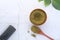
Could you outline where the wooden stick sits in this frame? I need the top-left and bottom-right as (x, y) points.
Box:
(39, 31), (54, 40)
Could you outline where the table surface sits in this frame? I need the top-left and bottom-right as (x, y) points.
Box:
(0, 0), (60, 40)
(0, 0), (19, 40)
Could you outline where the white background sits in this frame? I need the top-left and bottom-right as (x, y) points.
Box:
(20, 0), (60, 40)
(0, 0), (19, 40)
(0, 0), (60, 40)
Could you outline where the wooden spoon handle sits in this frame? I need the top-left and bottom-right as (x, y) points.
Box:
(40, 32), (54, 40)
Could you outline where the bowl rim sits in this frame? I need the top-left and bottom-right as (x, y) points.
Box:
(30, 8), (47, 25)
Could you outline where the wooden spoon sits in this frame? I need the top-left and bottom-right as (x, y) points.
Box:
(31, 26), (54, 40)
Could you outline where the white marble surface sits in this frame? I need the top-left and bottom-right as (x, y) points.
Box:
(0, 0), (19, 40)
(0, 0), (60, 40)
(19, 0), (60, 40)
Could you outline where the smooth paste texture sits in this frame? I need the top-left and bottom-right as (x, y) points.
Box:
(30, 9), (47, 25)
